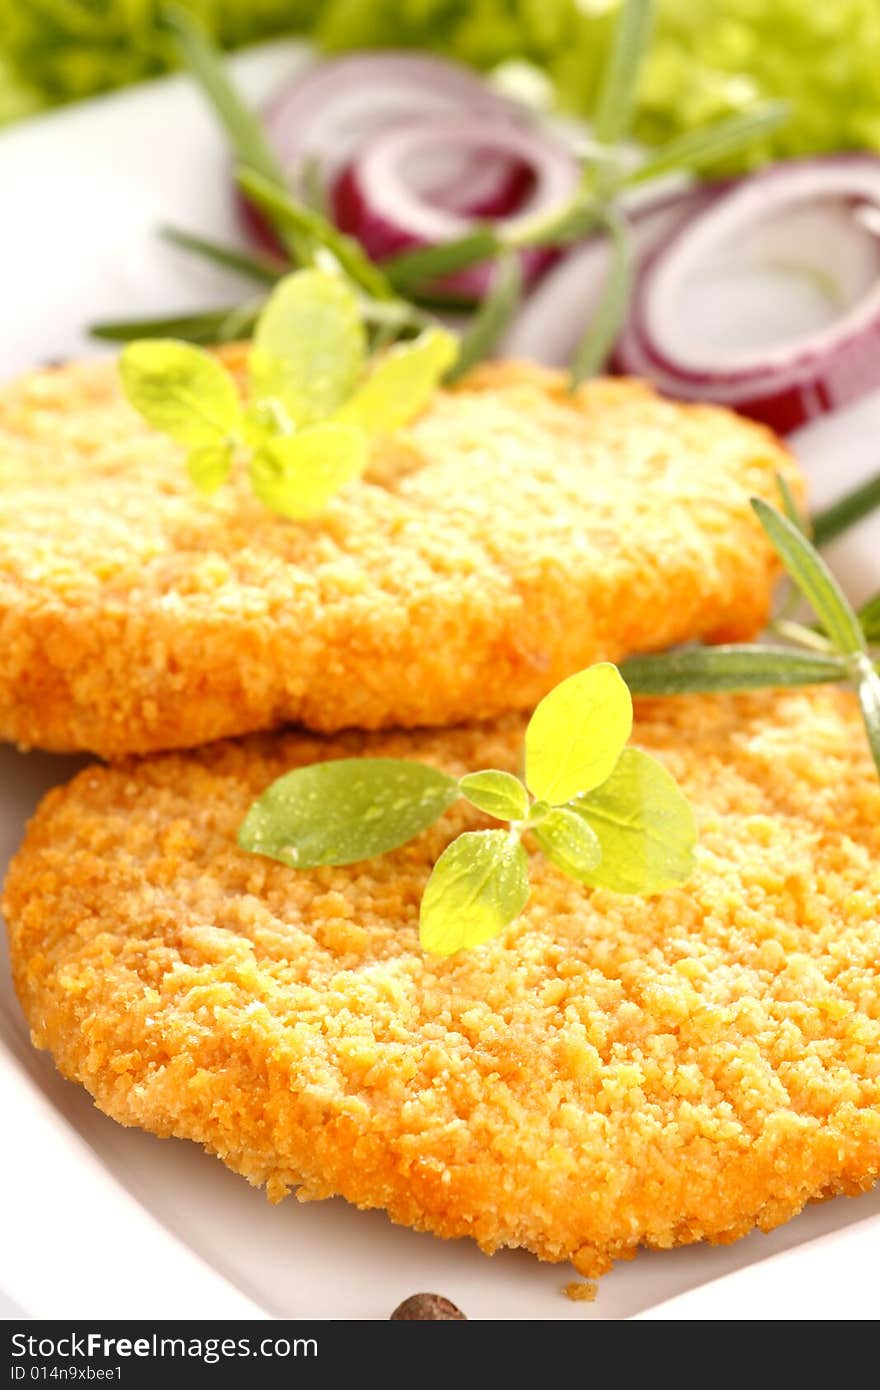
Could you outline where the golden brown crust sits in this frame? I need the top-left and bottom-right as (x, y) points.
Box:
(6, 688), (880, 1274)
(0, 353), (799, 755)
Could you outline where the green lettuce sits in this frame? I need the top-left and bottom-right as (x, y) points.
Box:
(2, 0), (879, 170)
(0, 1), (313, 108)
(318, 0), (880, 165)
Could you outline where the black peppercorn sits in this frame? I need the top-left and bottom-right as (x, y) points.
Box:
(390, 1293), (467, 1320)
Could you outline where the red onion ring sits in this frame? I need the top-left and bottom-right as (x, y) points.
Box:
(261, 52), (523, 192)
(503, 186), (720, 366)
(332, 153), (534, 232)
(613, 155), (880, 432)
(335, 117), (579, 296)
(239, 52), (535, 251)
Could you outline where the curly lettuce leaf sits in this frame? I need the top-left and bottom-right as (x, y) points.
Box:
(3, 0), (880, 174)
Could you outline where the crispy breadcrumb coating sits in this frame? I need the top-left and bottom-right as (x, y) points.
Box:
(0, 354), (799, 756)
(5, 688), (879, 1275)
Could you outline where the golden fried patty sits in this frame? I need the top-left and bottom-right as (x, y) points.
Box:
(6, 688), (879, 1276)
(0, 354), (798, 756)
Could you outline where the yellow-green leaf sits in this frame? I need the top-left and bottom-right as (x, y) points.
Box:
(532, 806), (602, 880)
(337, 329), (458, 435)
(525, 662), (633, 805)
(238, 757), (459, 868)
(420, 829), (529, 957)
(241, 397), (293, 448)
(570, 747), (696, 894)
(248, 422), (368, 519)
(120, 339), (241, 445)
(249, 269), (366, 425)
(187, 440), (234, 494)
(458, 769), (529, 822)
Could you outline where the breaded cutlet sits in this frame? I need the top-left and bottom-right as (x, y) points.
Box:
(5, 687), (879, 1277)
(0, 355), (800, 756)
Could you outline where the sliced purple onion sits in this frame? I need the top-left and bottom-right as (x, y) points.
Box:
(503, 186), (718, 366)
(332, 150), (533, 234)
(335, 117), (579, 296)
(260, 52), (523, 194)
(614, 155), (880, 432)
(240, 51), (534, 251)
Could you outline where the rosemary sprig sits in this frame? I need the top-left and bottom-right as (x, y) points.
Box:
(90, 302), (263, 344)
(625, 102), (789, 186)
(160, 5), (310, 267)
(752, 498), (867, 656)
(160, 226), (284, 285)
(592, 0), (654, 150)
(623, 496), (880, 778)
(446, 254), (523, 384)
(382, 230), (501, 292)
(775, 470), (807, 533)
(91, 290), (433, 348)
(161, 6), (280, 186)
(569, 207), (635, 385)
(812, 470), (880, 548)
(858, 591), (880, 644)
(235, 166), (397, 303)
(619, 644), (849, 694)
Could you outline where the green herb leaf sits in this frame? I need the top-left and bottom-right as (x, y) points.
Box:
(751, 497), (866, 655)
(459, 770), (529, 822)
(119, 339), (242, 446)
(525, 662), (633, 805)
(858, 591), (880, 644)
(237, 166), (394, 302)
(238, 757), (459, 869)
(92, 304), (263, 346)
(854, 657), (880, 777)
(569, 207), (636, 384)
(445, 255), (522, 385)
(532, 807), (602, 880)
(627, 102), (789, 185)
(619, 643), (848, 694)
(383, 229), (500, 292)
(161, 225), (283, 286)
(420, 829), (529, 957)
(812, 470), (880, 548)
(593, 0), (654, 146)
(248, 422), (368, 519)
(241, 398), (286, 448)
(250, 270), (367, 425)
(337, 329), (458, 433)
(187, 441), (233, 494)
(570, 747), (696, 894)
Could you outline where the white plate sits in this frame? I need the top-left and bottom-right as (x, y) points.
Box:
(1, 41), (879, 1321)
